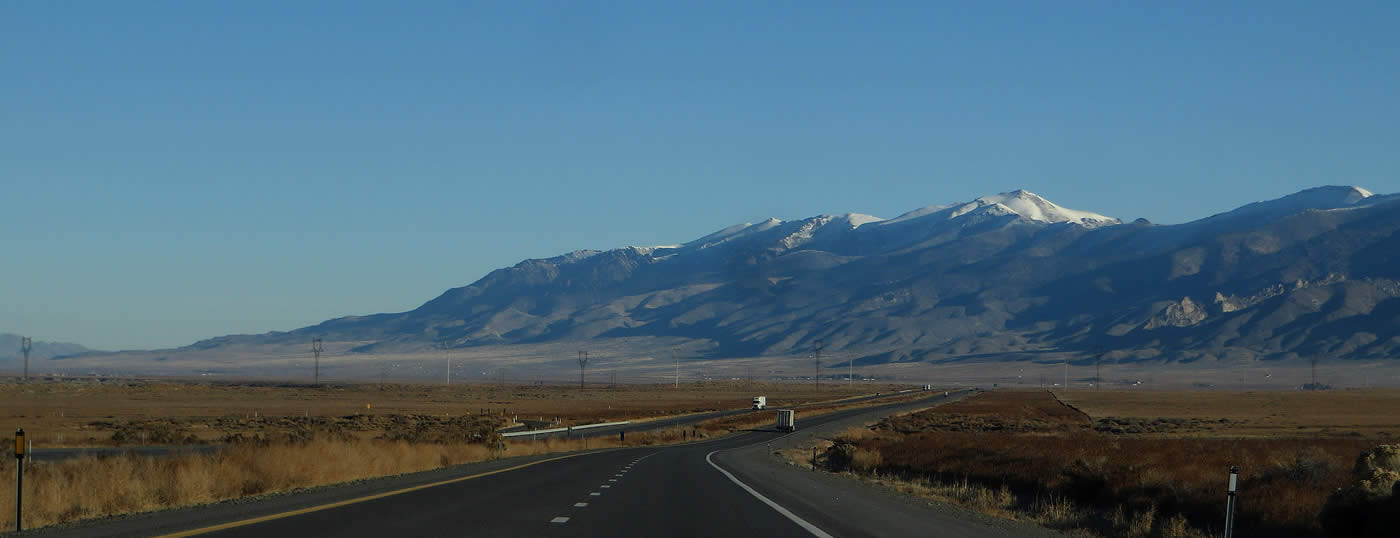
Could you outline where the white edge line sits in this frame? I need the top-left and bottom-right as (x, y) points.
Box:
(698, 391), (968, 538)
(705, 450), (834, 538)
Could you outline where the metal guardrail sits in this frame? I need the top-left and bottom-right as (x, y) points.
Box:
(500, 420), (632, 438)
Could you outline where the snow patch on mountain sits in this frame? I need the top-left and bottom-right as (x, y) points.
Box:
(881, 204), (953, 225)
(967, 190), (1121, 227)
(842, 213), (885, 228)
(688, 218), (783, 249)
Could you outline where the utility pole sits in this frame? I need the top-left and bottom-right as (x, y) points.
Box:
(673, 349), (679, 388)
(1063, 359), (1068, 390)
(20, 337), (32, 383)
(848, 353), (853, 387)
(577, 350), (589, 390)
(1310, 355), (1319, 390)
(442, 342), (451, 386)
(812, 340), (824, 390)
(311, 338), (323, 385)
(1095, 349), (1102, 391)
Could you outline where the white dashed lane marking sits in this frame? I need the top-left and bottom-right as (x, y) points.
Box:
(556, 451), (657, 523)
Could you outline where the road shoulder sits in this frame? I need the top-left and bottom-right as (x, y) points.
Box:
(712, 393), (1064, 538)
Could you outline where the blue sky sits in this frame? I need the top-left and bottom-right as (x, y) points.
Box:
(3, 1), (1397, 350)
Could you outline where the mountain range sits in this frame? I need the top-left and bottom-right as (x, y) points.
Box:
(183, 186), (1400, 368)
(0, 334), (91, 364)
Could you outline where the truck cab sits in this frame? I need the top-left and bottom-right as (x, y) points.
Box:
(752, 396), (767, 410)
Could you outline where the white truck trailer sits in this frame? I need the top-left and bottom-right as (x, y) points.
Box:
(775, 409), (795, 432)
(752, 396), (767, 410)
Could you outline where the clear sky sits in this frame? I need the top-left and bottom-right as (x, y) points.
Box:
(3, 1), (1398, 350)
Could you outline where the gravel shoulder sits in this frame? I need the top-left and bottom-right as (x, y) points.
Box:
(712, 390), (1065, 538)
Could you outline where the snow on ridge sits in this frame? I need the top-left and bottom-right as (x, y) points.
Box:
(1344, 186), (1373, 204)
(877, 190), (1118, 228)
(969, 190), (1120, 226)
(842, 213), (885, 228)
(880, 204), (953, 225)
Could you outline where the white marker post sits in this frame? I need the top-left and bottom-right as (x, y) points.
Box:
(1224, 465), (1238, 538)
(14, 428), (24, 533)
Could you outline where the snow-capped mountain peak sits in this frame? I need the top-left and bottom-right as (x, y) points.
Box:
(1344, 186), (1373, 203)
(951, 189), (1120, 227)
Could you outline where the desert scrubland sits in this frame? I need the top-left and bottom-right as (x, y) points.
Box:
(805, 389), (1400, 537)
(0, 378), (910, 529)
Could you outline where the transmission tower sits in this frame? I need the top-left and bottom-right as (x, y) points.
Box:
(1095, 348), (1103, 391)
(1310, 355), (1319, 390)
(847, 353), (854, 387)
(442, 341), (452, 386)
(577, 350), (589, 390)
(311, 338), (323, 385)
(812, 339), (824, 390)
(673, 349), (680, 388)
(20, 336), (32, 382)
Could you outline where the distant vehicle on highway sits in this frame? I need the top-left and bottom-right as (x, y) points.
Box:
(921, 384), (932, 391)
(776, 409), (796, 432)
(752, 395), (767, 410)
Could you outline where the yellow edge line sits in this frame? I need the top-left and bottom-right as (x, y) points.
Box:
(158, 450), (608, 537)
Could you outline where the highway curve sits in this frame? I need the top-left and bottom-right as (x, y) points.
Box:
(36, 390), (1061, 538)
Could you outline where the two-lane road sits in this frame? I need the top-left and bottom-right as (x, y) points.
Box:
(44, 389), (1059, 537)
(196, 431), (812, 537)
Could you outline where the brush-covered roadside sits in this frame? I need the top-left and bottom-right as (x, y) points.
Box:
(0, 388), (940, 530)
(796, 390), (1400, 537)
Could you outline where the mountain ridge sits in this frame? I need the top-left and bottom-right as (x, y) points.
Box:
(170, 185), (1400, 369)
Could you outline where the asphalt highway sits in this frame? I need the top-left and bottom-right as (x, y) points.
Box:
(517, 388), (934, 441)
(36, 389), (1061, 538)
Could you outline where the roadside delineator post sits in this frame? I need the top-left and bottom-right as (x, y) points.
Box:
(1224, 465), (1239, 538)
(14, 428), (25, 533)
(811, 447), (817, 471)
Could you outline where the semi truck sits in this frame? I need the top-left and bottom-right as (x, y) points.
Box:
(752, 396), (767, 410)
(776, 409), (795, 432)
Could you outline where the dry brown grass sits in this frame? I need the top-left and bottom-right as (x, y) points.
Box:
(0, 430), (714, 530)
(1056, 389), (1400, 439)
(0, 383), (938, 530)
(810, 390), (1397, 537)
(0, 379), (902, 447)
(0, 438), (499, 529)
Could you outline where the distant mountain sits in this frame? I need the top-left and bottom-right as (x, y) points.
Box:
(0, 334), (92, 366)
(192, 187), (1400, 366)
